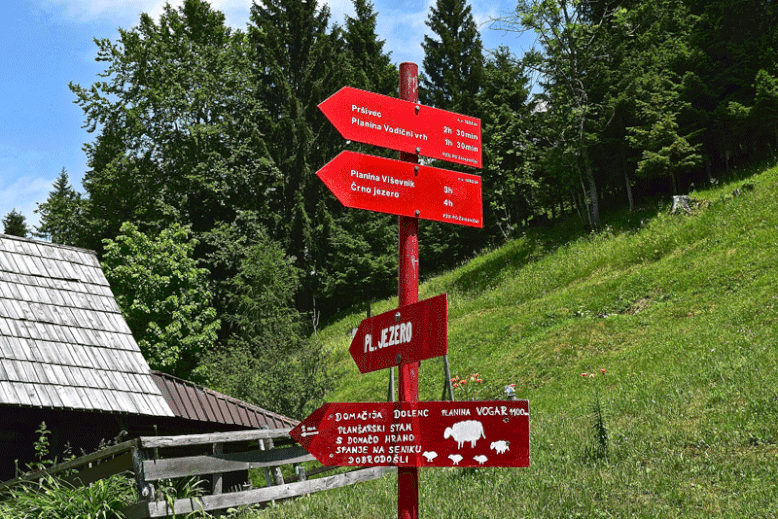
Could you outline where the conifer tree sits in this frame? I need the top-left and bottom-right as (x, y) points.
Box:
(343, 0), (397, 95)
(2, 209), (29, 238)
(34, 168), (85, 246)
(418, 0), (485, 273)
(421, 0), (484, 114)
(248, 0), (348, 312)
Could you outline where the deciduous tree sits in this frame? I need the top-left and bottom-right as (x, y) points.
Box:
(70, 0), (276, 251)
(102, 222), (219, 379)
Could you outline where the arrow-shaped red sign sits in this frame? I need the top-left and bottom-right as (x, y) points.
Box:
(319, 86), (482, 168)
(349, 294), (448, 373)
(317, 151), (483, 228)
(290, 401), (530, 468)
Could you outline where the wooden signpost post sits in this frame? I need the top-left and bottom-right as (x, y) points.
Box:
(303, 62), (529, 519)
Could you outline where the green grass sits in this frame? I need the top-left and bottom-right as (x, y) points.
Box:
(252, 165), (778, 518)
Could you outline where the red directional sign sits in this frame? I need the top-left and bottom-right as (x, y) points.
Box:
(317, 151), (483, 228)
(349, 294), (448, 373)
(319, 86), (482, 168)
(290, 401), (530, 468)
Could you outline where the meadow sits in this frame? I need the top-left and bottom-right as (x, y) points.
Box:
(251, 164), (778, 518)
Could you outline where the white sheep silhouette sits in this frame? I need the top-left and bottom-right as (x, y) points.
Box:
(422, 451), (438, 463)
(473, 455), (488, 465)
(490, 440), (510, 455)
(448, 454), (463, 465)
(443, 420), (486, 449)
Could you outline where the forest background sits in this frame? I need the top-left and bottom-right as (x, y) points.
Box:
(3, 0), (777, 420)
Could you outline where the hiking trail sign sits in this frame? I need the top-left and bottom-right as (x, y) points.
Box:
(312, 64), (514, 519)
(290, 401), (530, 468)
(349, 294), (448, 374)
(319, 86), (482, 168)
(316, 151), (483, 228)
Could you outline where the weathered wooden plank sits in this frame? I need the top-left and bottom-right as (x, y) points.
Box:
(212, 443), (223, 495)
(66, 452), (134, 487)
(285, 464), (339, 483)
(139, 428), (294, 449)
(21, 382), (42, 407)
(0, 439), (139, 491)
(142, 446), (315, 481)
(122, 467), (393, 519)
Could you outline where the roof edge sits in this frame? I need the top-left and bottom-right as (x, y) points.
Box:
(0, 233), (98, 257)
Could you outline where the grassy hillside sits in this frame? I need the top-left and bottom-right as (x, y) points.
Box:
(254, 164), (778, 518)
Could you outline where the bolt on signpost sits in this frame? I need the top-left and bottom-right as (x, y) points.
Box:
(297, 62), (530, 519)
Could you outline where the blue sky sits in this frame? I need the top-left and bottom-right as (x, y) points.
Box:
(1, 0), (535, 230)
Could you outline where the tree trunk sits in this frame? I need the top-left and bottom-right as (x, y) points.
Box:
(624, 170), (634, 212)
(583, 147), (600, 228)
(578, 172), (593, 229)
(571, 188), (584, 224)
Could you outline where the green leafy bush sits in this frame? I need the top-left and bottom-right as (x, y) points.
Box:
(0, 474), (135, 519)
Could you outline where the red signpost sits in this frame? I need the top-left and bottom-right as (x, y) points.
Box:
(317, 151), (483, 228)
(309, 63), (525, 519)
(319, 86), (483, 168)
(290, 401), (530, 468)
(396, 63), (421, 519)
(349, 294), (448, 374)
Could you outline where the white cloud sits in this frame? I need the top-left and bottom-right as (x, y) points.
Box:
(0, 143), (62, 231)
(38, 0), (362, 30)
(0, 175), (55, 231)
(38, 0), (254, 28)
(374, 0), (434, 67)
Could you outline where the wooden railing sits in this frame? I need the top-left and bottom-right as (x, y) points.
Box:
(0, 428), (392, 518)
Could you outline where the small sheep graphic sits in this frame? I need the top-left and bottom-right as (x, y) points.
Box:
(448, 454), (463, 465)
(422, 451), (438, 463)
(490, 440), (510, 455)
(473, 455), (488, 465)
(443, 420), (486, 449)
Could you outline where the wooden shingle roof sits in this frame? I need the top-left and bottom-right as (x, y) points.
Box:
(0, 234), (174, 417)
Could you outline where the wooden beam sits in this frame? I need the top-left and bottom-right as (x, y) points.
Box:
(211, 443), (223, 495)
(121, 467), (393, 519)
(0, 438), (138, 490)
(138, 428), (293, 449)
(65, 452), (133, 487)
(142, 446), (315, 481)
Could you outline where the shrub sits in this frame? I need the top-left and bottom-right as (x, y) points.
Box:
(0, 473), (135, 519)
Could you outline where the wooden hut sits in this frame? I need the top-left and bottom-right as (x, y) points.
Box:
(0, 234), (295, 481)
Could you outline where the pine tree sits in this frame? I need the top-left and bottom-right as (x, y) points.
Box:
(248, 0), (349, 312)
(34, 168), (85, 245)
(343, 0), (397, 95)
(418, 0), (485, 273)
(421, 0), (484, 114)
(2, 209), (29, 238)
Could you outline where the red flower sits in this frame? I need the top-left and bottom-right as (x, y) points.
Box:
(581, 373), (588, 377)
(601, 368), (606, 374)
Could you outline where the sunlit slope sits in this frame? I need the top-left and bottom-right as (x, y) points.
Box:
(263, 164), (778, 518)
(320, 166), (777, 409)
